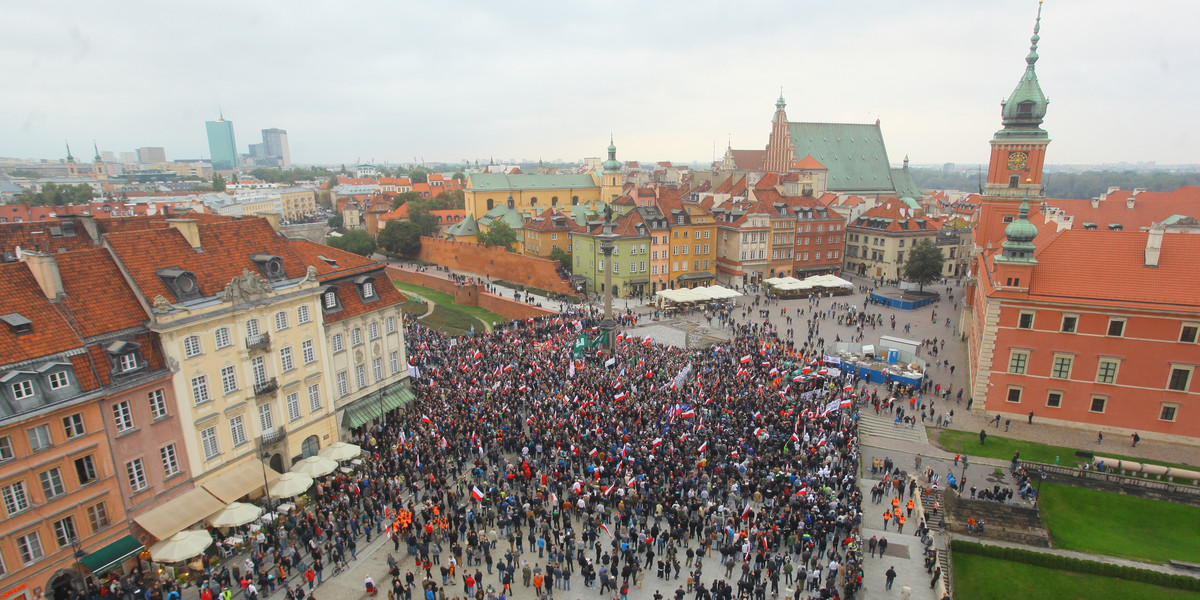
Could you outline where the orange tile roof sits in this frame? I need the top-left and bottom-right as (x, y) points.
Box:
(729, 150), (766, 171)
(288, 239), (380, 280)
(55, 249), (148, 339)
(1045, 187), (1200, 231)
(792, 155), (827, 170)
(850, 198), (940, 232)
(754, 173), (781, 190)
(0, 221), (97, 256)
(0, 262), (85, 366)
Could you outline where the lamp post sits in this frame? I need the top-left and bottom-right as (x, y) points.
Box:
(260, 446), (274, 511)
(68, 536), (88, 593)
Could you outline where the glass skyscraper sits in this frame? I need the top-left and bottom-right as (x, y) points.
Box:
(205, 118), (238, 171)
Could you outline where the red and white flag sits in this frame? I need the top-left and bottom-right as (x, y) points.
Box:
(741, 504), (752, 520)
(679, 408), (695, 418)
(526, 415), (535, 425)
(614, 391), (628, 401)
(589, 448), (598, 457)
(642, 336), (653, 347)
(697, 441), (708, 453)
(754, 427), (763, 437)
(471, 486), (484, 501)
(652, 437), (663, 448)
(472, 350), (482, 361)
(739, 355), (752, 364)
(626, 477), (637, 488)
(421, 415), (433, 424)
(600, 523), (611, 537)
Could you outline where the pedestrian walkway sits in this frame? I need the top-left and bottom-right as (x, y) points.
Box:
(953, 536), (1200, 580)
(858, 408), (929, 446)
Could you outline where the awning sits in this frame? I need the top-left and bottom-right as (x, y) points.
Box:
(80, 535), (143, 576)
(134, 487), (225, 541)
(202, 459), (284, 504)
(341, 386), (416, 429)
(677, 271), (715, 281)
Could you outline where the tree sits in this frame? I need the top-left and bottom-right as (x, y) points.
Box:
(409, 167), (431, 184)
(408, 201), (440, 236)
(478, 221), (518, 252)
(325, 230), (376, 257)
(378, 221), (423, 257)
(435, 189), (465, 209)
(391, 191), (423, 210)
(452, 172), (466, 181)
(6, 169), (41, 178)
(15, 183), (95, 206)
(327, 214), (344, 229)
(549, 246), (572, 273)
(902, 238), (945, 291)
(212, 173), (226, 191)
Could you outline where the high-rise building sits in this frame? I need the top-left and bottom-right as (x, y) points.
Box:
(261, 128), (291, 167)
(137, 147), (166, 164)
(205, 116), (238, 171)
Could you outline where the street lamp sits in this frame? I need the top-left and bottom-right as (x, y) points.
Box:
(68, 536), (88, 592)
(260, 447), (274, 511)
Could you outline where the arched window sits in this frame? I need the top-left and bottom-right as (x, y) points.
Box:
(530, 197), (538, 206)
(301, 435), (320, 458)
(551, 196), (558, 206)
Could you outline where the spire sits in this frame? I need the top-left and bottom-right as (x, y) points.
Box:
(776, 89), (786, 110)
(1027, 0), (1043, 69)
(65, 140), (74, 161)
(998, 0), (1050, 137)
(93, 141), (102, 162)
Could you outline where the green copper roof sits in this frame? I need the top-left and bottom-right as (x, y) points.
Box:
(478, 204), (527, 230)
(998, 192), (1038, 263)
(788, 122), (895, 194)
(443, 213), (478, 237)
(602, 137), (621, 173)
(469, 173), (598, 192)
(996, 1), (1049, 140)
(891, 164), (923, 201)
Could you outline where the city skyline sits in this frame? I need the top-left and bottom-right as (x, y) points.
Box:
(2, 1), (1195, 167)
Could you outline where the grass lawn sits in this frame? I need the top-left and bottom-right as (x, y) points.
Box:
(1038, 482), (1200, 564)
(932, 429), (1198, 476)
(420, 305), (486, 337)
(952, 553), (1198, 600)
(400, 297), (428, 315)
(393, 281), (507, 327)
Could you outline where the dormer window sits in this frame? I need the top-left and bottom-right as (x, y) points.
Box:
(250, 254), (286, 281)
(156, 267), (202, 301)
(321, 286), (343, 313)
(105, 340), (145, 376)
(0, 314), (32, 335)
(355, 276), (379, 303)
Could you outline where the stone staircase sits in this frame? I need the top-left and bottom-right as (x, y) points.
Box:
(857, 408), (929, 446)
(921, 487), (953, 594)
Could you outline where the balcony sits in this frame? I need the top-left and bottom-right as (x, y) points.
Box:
(253, 377), (278, 397)
(260, 428), (287, 447)
(246, 333), (271, 352)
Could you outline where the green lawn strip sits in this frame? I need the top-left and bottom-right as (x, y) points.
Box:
(932, 429), (1198, 477)
(420, 305), (485, 337)
(393, 281), (508, 326)
(952, 553), (1197, 600)
(1038, 483), (1200, 564)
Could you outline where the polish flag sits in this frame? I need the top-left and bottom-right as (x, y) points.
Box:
(526, 415), (535, 425)
(840, 399), (853, 408)
(761, 361), (770, 368)
(421, 415), (433, 424)
(504, 364), (514, 372)
(679, 408), (695, 418)
(550, 492), (557, 503)
(589, 448), (598, 457)
(754, 427), (763, 437)
(652, 438), (663, 448)
(741, 504), (752, 520)
(740, 355), (752, 364)
(471, 486), (485, 501)
(519, 384), (528, 392)
(616, 333), (625, 342)
(603, 484), (615, 496)
(697, 441), (708, 453)
(843, 385), (853, 393)
(752, 411), (761, 420)
(472, 350), (482, 361)
(600, 523), (611, 537)
(768, 367), (778, 377)
(791, 432), (801, 443)
(572, 481), (583, 493)
(614, 391), (628, 401)
(642, 336), (653, 347)
(626, 477), (637, 488)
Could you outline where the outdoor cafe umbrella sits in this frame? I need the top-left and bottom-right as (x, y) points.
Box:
(290, 455), (338, 478)
(267, 472), (313, 499)
(317, 442), (362, 462)
(204, 502), (262, 528)
(148, 529), (213, 563)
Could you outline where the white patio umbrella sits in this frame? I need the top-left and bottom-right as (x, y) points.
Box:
(290, 455), (338, 478)
(268, 472), (314, 498)
(148, 529), (213, 563)
(317, 442), (362, 462)
(204, 502), (263, 528)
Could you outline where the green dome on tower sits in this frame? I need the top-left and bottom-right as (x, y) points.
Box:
(602, 136), (621, 172)
(997, 1), (1050, 139)
(998, 190), (1039, 263)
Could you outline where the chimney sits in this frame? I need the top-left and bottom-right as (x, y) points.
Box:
(21, 250), (65, 299)
(256, 211), (282, 231)
(1127, 196), (1135, 210)
(1090, 197), (1100, 209)
(168, 219), (202, 249)
(1145, 225), (1164, 267)
(67, 213), (100, 242)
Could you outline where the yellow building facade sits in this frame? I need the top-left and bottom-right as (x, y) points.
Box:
(279, 188), (318, 222)
(667, 205), (718, 288)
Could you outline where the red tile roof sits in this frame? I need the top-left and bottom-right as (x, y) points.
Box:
(55, 249), (148, 339)
(288, 239), (381, 280)
(0, 262), (84, 366)
(729, 150), (766, 171)
(850, 198), (940, 232)
(1044, 187), (1200, 231)
(792, 155), (827, 171)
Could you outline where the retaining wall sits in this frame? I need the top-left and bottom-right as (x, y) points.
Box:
(387, 268), (556, 321)
(416, 237), (573, 295)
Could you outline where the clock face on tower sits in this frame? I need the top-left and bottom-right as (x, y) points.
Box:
(1007, 151), (1029, 171)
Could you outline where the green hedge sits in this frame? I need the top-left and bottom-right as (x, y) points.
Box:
(951, 540), (1200, 591)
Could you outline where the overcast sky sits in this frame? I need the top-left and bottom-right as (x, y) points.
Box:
(2, 0), (1194, 167)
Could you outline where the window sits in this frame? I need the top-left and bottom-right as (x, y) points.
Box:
(1168, 366), (1192, 391)
(54, 516), (78, 548)
(0, 436), (12, 461)
(1006, 387), (1022, 403)
(1182, 324), (1199, 344)
(286, 392), (302, 422)
(386, 316), (396, 334)
(1008, 351), (1028, 374)
(373, 357), (383, 382)
(112, 401), (135, 432)
(118, 353), (139, 372)
(183, 335), (202, 358)
(148, 389), (168, 419)
(307, 384), (322, 412)
(126, 458), (148, 492)
(251, 356), (267, 387)
(63, 413), (86, 439)
(297, 305), (311, 324)
(299, 340), (316, 365)
(87, 502), (109, 531)
(191, 375), (211, 405)
(40, 468), (65, 499)
(1017, 312), (1034, 329)
(48, 371), (70, 390)
(75, 455), (97, 484)
(1060, 315), (1078, 333)
(28, 424), (51, 452)
(1107, 318), (1125, 337)
(332, 333), (344, 352)
(390, 351), (400, 375)
(323, 291), (338, 310)
(1096, 360), (1119, 384)
(11, 380), (34, 401)
(3, 482), (30, 515)
(230, 415), (247, 447)
(200, 426), (219, 459)
(336, 371), (349, 397)
(1051, 356), (1073, 379)
(220, 366), (238, 395)
(246, 318), (260, 338)
(280, 346), (295, 372)
(215, 327), (231, 349)
(362, 281), (376, 298)
(1046, 391), (1063, 408)
(1089, 396), (1107, 413)
(1160, 403), (1179, 422)
(275, 311), (289, 332)
(258, 402), (274, 432)
(160, 444), (180, 477)
(351, 328), (362, 346)
(355, 364), (367, 389)
(369, 321), (380, 340)
(16, 531), (43, 564)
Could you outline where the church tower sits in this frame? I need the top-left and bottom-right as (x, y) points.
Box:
(600, 137), (623, 202)
(92, 141), (107, 178)
(976, 0), (1051, 249)
(763, 93), (795, 173)
(65, 141), (78, 177)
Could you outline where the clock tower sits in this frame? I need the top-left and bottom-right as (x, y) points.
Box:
(977, 0), (1051, 249)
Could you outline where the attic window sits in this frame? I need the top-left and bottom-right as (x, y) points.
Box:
(0, 314), (32, 335)
(156, 267), (201, 301)
(250, 253), (286, 281)
(355, 276), (379, 303)
(320, 286), (343, 313)
(316, 255), (338, 267)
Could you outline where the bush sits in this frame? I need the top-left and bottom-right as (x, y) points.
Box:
(950, 540), (1200, 591)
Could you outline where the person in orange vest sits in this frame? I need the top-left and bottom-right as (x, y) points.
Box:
(891, 497), (900, 510)
(906, 499), (915, 516)
(883, 509), (891, 530)
(898, 514), (907, 534)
